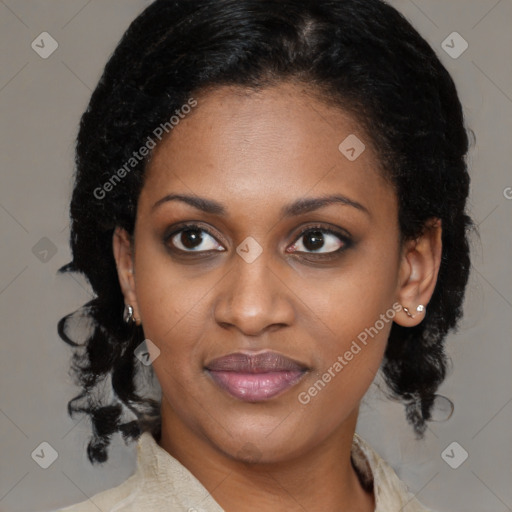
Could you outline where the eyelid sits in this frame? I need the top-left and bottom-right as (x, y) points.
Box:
(292, 223), (352, 242)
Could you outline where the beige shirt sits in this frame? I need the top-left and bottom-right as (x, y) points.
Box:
(57, 432), (435, 512)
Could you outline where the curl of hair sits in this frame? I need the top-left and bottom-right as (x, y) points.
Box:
(58, 0), (474, 463)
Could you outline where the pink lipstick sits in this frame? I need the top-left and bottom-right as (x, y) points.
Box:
(205, 351), (307, 402)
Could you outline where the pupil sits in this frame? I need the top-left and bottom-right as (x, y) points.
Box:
(304, 230), (324, 251)
(181, 228), (203, 249)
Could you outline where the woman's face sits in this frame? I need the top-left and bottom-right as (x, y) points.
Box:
(114, 82), (431, 463)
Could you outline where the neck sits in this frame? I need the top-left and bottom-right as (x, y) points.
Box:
(158, 399), (375, 512)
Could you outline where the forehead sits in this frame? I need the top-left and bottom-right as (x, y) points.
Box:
(140, 82), (394, 220)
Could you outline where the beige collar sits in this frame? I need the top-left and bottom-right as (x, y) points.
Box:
(129, 431), (432, 512)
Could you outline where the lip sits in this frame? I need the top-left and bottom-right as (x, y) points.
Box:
(205, 351), (309, 402)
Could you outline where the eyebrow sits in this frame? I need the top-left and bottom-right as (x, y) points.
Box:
(151, 193), (370, 217)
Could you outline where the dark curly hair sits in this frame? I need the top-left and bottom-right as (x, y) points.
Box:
(58, 0), (474, 463)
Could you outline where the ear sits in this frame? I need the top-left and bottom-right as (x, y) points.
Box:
(112, 226), (141, 325)
(395, 218), (442, 327)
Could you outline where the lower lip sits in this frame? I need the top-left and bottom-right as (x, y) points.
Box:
(207, 370), (305, 402)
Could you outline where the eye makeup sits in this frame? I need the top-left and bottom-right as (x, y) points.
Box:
(162, 221), (355, 263)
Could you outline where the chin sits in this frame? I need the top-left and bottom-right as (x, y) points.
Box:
(203, 412), (315, 465)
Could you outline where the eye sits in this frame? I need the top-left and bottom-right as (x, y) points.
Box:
(164, 223), (351, 257)
(165, 224), (225, 253)
(287, 226), (350, 255)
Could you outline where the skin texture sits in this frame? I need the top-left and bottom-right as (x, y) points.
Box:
(113, 82), (442, 512)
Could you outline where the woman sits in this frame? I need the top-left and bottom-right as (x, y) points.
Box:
(56, 0), (473, 510)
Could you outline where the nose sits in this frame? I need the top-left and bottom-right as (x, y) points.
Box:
(213, 248), (295, 337)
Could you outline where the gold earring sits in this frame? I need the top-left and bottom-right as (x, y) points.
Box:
(403, 306), (415, 318)
(402, 304), (425, 319)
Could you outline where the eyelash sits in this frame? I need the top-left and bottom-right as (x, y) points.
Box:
(163, 222), (353, 260)
(289, 224), (353, 259)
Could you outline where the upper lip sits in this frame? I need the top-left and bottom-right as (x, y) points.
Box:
(205, 351), (308, 373)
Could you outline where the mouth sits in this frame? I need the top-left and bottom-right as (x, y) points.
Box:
(205, 351), (309, 402)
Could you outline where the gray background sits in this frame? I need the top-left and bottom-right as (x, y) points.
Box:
(0, 1), (511, 511)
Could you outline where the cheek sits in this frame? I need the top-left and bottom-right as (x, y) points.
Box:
(295, 309), (393, 437)
(132, 242), (213, 364)
(292, 239), (399, 403)
(300, 239), (400, 345)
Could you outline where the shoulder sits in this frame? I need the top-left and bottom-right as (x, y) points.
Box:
(352, 433), (438, 512)
(54, 471), (142, 512)
(54, 432), (224, 512)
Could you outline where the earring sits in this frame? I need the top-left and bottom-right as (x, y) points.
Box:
(403, 306), (414, 318)
(123, 304), (136, 324)
(402, 304), (425, 319)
